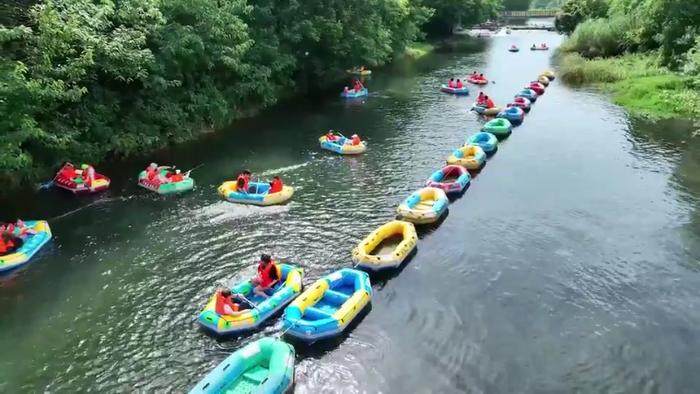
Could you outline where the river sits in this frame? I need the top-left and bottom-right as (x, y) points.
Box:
(2, 30), (700, 393)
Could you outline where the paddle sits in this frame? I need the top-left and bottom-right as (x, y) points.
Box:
(37, 180), (55, 190)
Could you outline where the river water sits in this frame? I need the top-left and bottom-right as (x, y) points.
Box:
(2, 30), (700, 393)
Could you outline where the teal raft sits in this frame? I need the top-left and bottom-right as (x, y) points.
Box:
(481, 118), (512, 139)
(0, 220), (52, 273)
(188, 337), (295, 394)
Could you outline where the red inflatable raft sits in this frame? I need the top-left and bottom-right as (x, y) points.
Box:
(54, 164), (110, 194)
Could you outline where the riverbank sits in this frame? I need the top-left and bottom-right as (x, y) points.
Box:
(557, 52), (700, 120)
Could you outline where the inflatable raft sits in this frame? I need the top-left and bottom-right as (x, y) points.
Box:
(283, 268), (371, 342)
(508, 96), (531, 113)
(471, 103), (487, 114)
(319, 135), (367, 155)
(537, 75), (550, 86)
(447, 145), (487, 170)
(440, 85), (469, 95)
(347, 69), (372, 76)
(198, 264), (304, 335)
(0, 220), (52, 273)
(341, 88), (368, 99)
(396, 187), (449, 224)
(138, 169), (194, 195)
(508, 47), (520, 52)
(468, 77), (488, 85)
(541, 70), (555, 80)
(516, 88), (538, 102)
(466, 132), (498, 154)
(352, 220), (417, 271)
(497, 106), (525, 125)
(482, 118), (513, 138)
(188, 337), (294, 394)
(528, 82), (545, 95)
(425, 165), (471, 195)
(54, 170), (110, 194)
(531, 46), (549, 51)
(218, 181), (294, 206)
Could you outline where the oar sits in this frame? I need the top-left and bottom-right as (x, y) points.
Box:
(37, 180), (55, 190)
(184, 163), (203, 177)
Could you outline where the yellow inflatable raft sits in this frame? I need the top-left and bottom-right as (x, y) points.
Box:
(537, 75), (550, 86)
(218, 181), (294, 206)
(542, 70), (555, 80)
(396, 187), (449, 224)
(352, 220), (417, 271)
(483, 107), (501, 116)
(446, 145), (487, 170)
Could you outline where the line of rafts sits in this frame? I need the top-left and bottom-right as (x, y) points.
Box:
(189, 69), (555, 394)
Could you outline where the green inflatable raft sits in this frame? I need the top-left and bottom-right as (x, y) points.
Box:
(189, 337), (295, 394)
(481, 118), (512, 139)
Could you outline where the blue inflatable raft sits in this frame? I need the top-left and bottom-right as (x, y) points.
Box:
(0, 220), (52, 273)
(497, 106), (525, 125)
(341, 88), (368, 99)
(466, 132), (498, 154)
(515, 88), (537, 102)
(282, 268), (371, 343)
(440, 85), (469, 96)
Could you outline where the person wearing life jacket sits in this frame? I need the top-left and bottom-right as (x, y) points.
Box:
(59, 162), (76, 180)
(448, 78), (455, 88)
(484, 96), (495, 109)
(355, 80), (364, 93)
(214, 289), (252, 315)
(252, 254), (279, 298)
(325, 131), (338, 142)
(80, 164), (95, 186)
(476, 92), (486, 105)
(478, 73), (486, 81)
(350, 134), (361, 145)
(456, 79), (464, 89)
(269, 176), (283, 193)
(170, 169), (184, 182)
(236, 170), (251, 192)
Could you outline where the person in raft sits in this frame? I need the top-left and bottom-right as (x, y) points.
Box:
(0, 232), (21, 256)
(325, 131), (339, 142)
(478, 73), (486, 81)
(236, 170), (252, 192)
(470, 71), (477, 78)
(269, 176), (284, 194)
(484, 95), (496, 109)
(455, 79), (464, 89)
(353, 79), (364, 92)
(215, 289), (253, 315)
(344, 134), (361, 145)
(476, 92), (486, 106)
(448, 78), (455, 88)
(0, 219), (35, 237)
(58, 162), (77, 180)
(79, 163), (96, 186)
(167, 169), (184, 183)
(252, 254), (279, 298)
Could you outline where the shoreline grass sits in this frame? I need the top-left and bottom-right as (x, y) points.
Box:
(557, 52), (700, 120)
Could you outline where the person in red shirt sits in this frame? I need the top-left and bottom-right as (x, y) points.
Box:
(252, 254), (279, 298)
(353, 79), (363, 92)
(476, 92), (486, 105)
(59, 163), (76, 180)
(146, 163), (158, 180)
(456, 79), (464, 89)
(236, 170), (251, 192)
(484, 96), (495, 109)
(214, 289), (253, 315)
(269, 176), (283, 193)
(448, 78), (455, 88)
(0, 234), (17, 255)
(325, 131), (338, 142)
(350, 134), (361, 145)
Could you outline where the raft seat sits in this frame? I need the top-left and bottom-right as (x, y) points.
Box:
(305, 306), (334, 320)
(416, 201), (435, 209)
(323, 289), (350, 306)
(242, 365), (269, 384)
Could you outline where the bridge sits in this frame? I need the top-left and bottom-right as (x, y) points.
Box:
(502, 9), (559, 18)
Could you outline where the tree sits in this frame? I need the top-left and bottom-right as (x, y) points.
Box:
(555, 0), (608, 34)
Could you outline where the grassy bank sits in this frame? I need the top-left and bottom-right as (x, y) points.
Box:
(557, 52), (700, 119)
(404, 42), (435, 59)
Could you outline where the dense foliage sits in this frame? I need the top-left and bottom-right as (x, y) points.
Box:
(554, 0), (608, 34)
(559, 0), (700, 71)
(3, 0), (476, 184)
(502, 0), (532, 11)
(422, 0), (501, 36)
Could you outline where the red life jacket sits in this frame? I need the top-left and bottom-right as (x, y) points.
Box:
(269, 179), (283, 193)
(257, 262), (277, 288)
(214, 292), (239, 315)
(237, 175), (249, 191)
